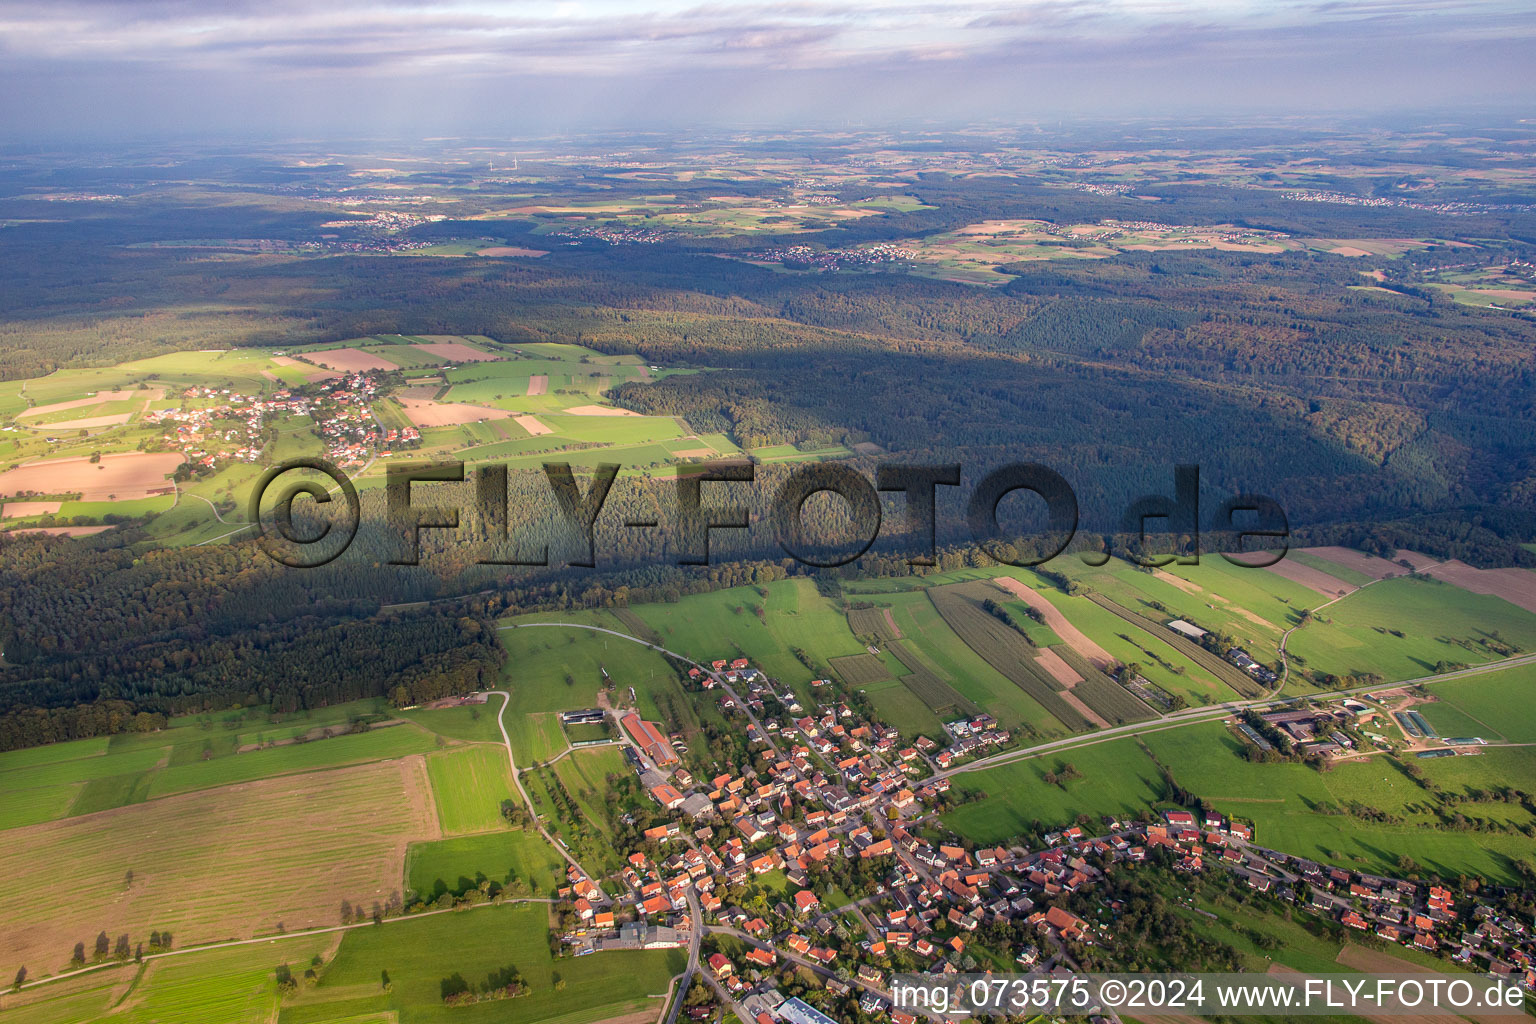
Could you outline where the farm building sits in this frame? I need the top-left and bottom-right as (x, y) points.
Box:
(622, 712), (680, 766)
(1167, 619), (1208, 640)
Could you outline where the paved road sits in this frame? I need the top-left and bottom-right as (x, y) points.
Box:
(487, 689), (607, 897)
(501, 617), (1536, 785)
(660, 888), (705, 1024)
(930, 650), (1536, 781)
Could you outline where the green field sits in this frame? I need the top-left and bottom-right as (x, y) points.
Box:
(406, 830), (567, 900)
(145, 725), (440, 800)
(0, 932), (339, 1024)
(626, 577), (868, 700)
(880, 587), (1065, 738)
(282, 902), (683, 1024)
(1420, 662), (1536, 741)
(424, 745), (515, 834)
(396, 703), (504, 743)
(1285, 575), (1536, 682)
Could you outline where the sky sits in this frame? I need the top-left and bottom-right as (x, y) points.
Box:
(0, 0), (1532, 139)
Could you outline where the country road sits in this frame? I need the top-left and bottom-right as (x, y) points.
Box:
(501, 620), (1536, 785)
(487, 689), (607, 897)
(7, 896), (556, 996)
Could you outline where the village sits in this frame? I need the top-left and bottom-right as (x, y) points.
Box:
(145, 371), (419, 473)
(510, 651), (1536, 1024)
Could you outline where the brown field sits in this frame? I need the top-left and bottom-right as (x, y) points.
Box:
(396, 398), (511, 428)
(16, 389), (155, 420)
(0, 757), (438, 975)
(303, 348), (398, 372)
(0, 452), (183, 501)
(31, 413), (133, 430)
(1328, 245), (1374, 257)
(1033, 647), (1083, 687)
(1060, 690), (1109, 728)
(526, 374), (549, 396)
(993, 576), (1115, 670)
(1393, 549), (1443, 571)
(410, 341), (501, 363)
(565, 404), (639, 417)
(474, 246), (549, 258)
(1421, 559), (1536, 615)
(1334, 946), (1506, 1024)
(1264, 558), (1357, 600)
(2, 500), (61, 518)
(1152, 568), (1201, 594)
(514, 414), (552, 436)
(671, 448), (716, 459)
(1298, 546), (1407, 580)
(1266, 962), (1462, 1024)
(7, 525), (114, 537)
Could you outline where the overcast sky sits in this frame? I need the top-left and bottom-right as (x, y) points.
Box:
(1, 0), (1532, 139)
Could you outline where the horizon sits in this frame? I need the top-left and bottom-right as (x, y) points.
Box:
(1, 0), (1533, 140)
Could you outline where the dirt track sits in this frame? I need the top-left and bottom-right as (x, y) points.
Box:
(992, 576), (1115, 670)
(1265, 558), (1357, 599)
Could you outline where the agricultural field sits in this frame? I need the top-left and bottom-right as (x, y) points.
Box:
(281, 901), (683, 1024)
(0, 932), (341, 1024)
(424, 745), (516, 834)
(405, 829), (567, 900)
(947, 709), (1536, 884)
(873, 586), (1067, 740)
(876, 218), (1447, 286)
(828, 652), (890, 686)
(926, 582), (1098, 731)
(1417, 662), (1536, 742)
(1284, 575), (1536, 682)
(0, 758), (438, 979)
(1423, 261), (1536, 309)
(0, 700), (413, 827)
(626, 577), (869, 700)
(0, 336), (729, 535)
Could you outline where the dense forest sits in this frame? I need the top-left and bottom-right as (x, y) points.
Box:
(1, 132), (1534, 750)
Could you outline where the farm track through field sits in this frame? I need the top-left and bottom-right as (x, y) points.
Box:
(1085, 592), (1267, 698)
(8, 896), (556, 997)
(884, 640), (978, 717)
(486, 689), (604, 894)
(926, 583), (1093, 731)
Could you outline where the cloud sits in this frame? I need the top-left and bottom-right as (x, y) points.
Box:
(0, 0), (1531, 134)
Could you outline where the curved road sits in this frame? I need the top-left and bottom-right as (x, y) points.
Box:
(487, 689), (606, 897)
(501, 620), (1536, 784)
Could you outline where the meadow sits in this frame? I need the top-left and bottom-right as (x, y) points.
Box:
(424, 745), (516, 834)
(0, 758), (438, 980)
(1284, 575), (1536, 682)
(626, 577), (869, 700)
(0, 933), (339, 1024)
(405, 830), (567, 900)
(282, 901), (683, 1024)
